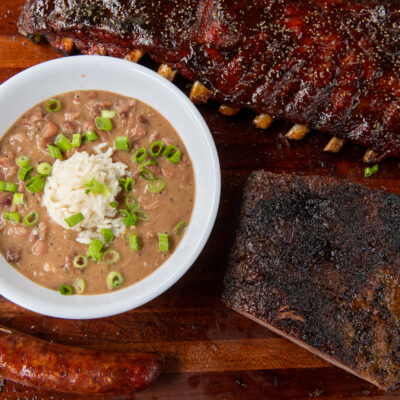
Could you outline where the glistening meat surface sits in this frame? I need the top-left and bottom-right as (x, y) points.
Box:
(223, 171), (400, 391)
(18, 0), (400, 160)
(0, 324), (161, 394)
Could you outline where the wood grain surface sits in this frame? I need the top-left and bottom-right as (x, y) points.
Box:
(1, 1), (400, 399)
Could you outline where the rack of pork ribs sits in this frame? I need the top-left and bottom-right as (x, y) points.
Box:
(18, 0), (400, 162)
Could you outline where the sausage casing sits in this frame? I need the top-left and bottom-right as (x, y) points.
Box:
(0, 325), (161, 394)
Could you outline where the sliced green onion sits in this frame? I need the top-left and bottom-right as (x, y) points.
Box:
(95, 116), (112, 131)
(16, 156), (30, 168)
(23, 210), (39, 226)
(18, 166), (33, 182)
(102, 250), (120, 265)
(364, 164), (379, 178)
(26, 176), (45, 194)
(12, 193), (24, 206)
(101, 109), (116, 119)
(46, 99), (61, 113)
(133, 148), (146, 163)
(64, 212), (84, 227)
(73, 277), (86, 294)
(163, 145), (181, 163)
(47, 144), (63, 160)
(174, 221), (187, 236)
(83, 130), (99, 142)
(119, 209), (137, 227)
(139, 169), (156, 181)
(158, 233), (169, 252)
(148, 179), (166, 193)
(115, 136), (130, 151)
(150, 141), (164, 157)
(120, 177), (135, 192)
(125, 195), (140, 212)
(87, 238), (104, 263)
(101, 228), (114, 243)
(109, 201), (118, 208)
(72, 133), (82, 148)
(135, 210), (148, 221)
(37, 163), (52, 176)
(5, 182), (18, 192)
(106, 271), (124, 289)
(55, 134), (72, 152)
(73, 255), (88, 269)
(59, 284), (73, 295)
(85, 178), (110, 197)
(0, 181), (5, 191)
(129, 234), (139, 251)
(3, 212), (21, 224)
(140, 159), (157, 169)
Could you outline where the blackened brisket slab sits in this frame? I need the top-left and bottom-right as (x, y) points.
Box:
(222, 171), (400, 390)
(17, 1), (400, 160)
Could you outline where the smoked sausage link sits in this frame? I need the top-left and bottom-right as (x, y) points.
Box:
(0, 325), (161, 394)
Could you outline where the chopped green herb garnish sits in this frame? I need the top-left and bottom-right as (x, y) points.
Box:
(101, 228), (114, 243)
(72, 133), (82, 148)
(174, 221), (188, 236)
(3, 212), (21, 224)
(23, 210), (39, 227)
(115, 136), (130, 151)
(64, 212), (84, 227)
(46, 99), (61, 113)
(149, 141), (164, 157)
(106, 271), (124, 289)
(163, 145), (181, 163)
(133, 148), (146, 163)
(73, 255), (88, 269)
(119, 209), (136, 227)
(12, 193), (24, 206)
(364, 164), (379, 178)
(55, 134), (72, 152)
(47, 144), (63, 160)
(87, 238), (104, 263)
(73, 277), (86, 294)
(95, 116), (112, 131)
(26, 176), (45, 193)
(16, 156), (30, 168)
(158, 233), (169, 252)
(18, 166), (33, 182)
(37, 163), (52, 176)
(102, 250), (120, 265)
(58, 284), (73, 295)
(83, 130), (99, 142)
(129, 234), (140, 251)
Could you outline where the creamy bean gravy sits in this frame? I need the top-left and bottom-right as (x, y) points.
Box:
(0, 91), (194, 294)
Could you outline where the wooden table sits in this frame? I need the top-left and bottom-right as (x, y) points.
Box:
(1, 2), (400, 399)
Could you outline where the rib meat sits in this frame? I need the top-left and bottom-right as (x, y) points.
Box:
(222, 171), (400, 390)
(17, 1), (400, 160)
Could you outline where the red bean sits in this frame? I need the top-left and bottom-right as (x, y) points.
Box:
(42, 121), (59, 139)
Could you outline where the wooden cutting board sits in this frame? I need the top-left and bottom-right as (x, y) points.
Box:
(1, 1), (400, 399)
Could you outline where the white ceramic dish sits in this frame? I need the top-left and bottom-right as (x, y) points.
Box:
(0, 55), (220, 319)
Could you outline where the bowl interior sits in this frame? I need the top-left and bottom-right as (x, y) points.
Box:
(0, 55), (220, 319)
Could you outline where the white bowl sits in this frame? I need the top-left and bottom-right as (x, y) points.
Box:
(0, 56), (220, 319)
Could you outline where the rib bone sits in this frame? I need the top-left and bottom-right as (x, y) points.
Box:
(189, 81), (210, 104)
(286, 124), (310, 140)
(324, 137), (346, 153)
(363, 149), (378, 163)
(253, 114), (274, 130)
(158, 64), (177, 82)
(219, 105), (240, 116)
(124, 49), (145, 63)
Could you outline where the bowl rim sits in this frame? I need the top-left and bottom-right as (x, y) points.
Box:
(0, 55), (220, 319)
